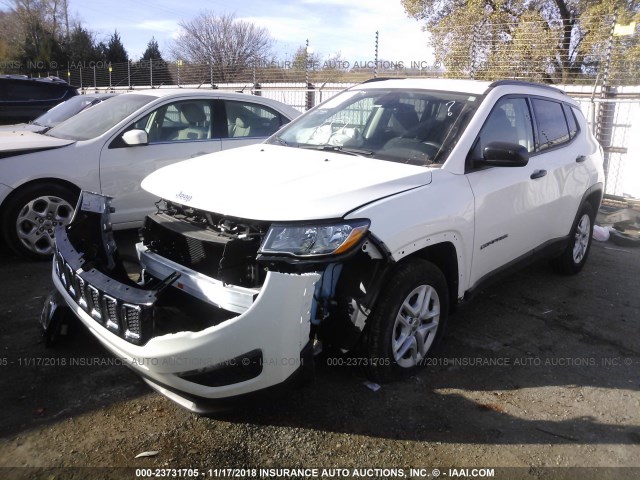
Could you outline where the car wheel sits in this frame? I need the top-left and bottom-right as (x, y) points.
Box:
(2, 184), (77, 260)
(552, 202), (595, 275)
(364, 259), (449, 383)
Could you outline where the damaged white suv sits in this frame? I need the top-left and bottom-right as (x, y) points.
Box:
(43, 79), (604, 412)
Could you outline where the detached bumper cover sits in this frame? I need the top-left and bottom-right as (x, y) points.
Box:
(50, 192), (320, 404)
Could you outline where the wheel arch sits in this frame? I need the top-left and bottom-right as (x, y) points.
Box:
(583, 183), (603, 213)
(1, 177), (81, 213)
(324, 236), (461, 351)
(399, 240), (460, 311)
(563, 183), (602, 241)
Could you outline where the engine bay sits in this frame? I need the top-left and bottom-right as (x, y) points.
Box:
(141, 201), (270, 288)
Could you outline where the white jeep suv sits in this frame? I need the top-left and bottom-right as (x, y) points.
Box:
(44, 79), (604, 412)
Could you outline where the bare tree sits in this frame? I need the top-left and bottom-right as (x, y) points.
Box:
(171, 11), (272, 82)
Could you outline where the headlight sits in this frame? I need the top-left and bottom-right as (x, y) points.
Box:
(259, 220), (370, 257)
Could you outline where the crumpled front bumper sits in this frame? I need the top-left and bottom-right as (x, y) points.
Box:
(49, 193), (320, 411)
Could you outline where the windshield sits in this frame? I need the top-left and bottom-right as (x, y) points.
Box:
(269, 88), (480, 166)
(47, 94), (155, 141)
(33, 95), (108, 128)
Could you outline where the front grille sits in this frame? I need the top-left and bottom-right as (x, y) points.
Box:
(65, 264), (75, 296)
(54, 249), (153, 345)
(87, 285), (101, 321)
(75, 274), (87, 309)
(122, 304), (142, 341)
(102, 295), (119, 333)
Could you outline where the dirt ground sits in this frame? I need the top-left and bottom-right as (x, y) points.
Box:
(0, 231), (638, 480)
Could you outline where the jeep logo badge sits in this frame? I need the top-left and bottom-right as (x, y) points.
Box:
(176, 191), (193, 202)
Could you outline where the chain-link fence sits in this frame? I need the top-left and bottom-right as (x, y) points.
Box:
(565, 86), (640, 198)
(13, 13), (631, 88)
(2, 14), (638, 197)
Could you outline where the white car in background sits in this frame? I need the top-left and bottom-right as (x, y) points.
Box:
(0, 89), (300, 259)
(0, 93), (116, 133)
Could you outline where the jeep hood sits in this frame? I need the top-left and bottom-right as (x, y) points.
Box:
(141, 144), (433, 221)
(0, 130), (75, 154)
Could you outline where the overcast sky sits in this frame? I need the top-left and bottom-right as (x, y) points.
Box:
(69, 0), (433, 64)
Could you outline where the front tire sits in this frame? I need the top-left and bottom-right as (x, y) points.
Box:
(2, 183), (77, 260)
(364, 259), (449, 383)
(552, 202), (595, 275)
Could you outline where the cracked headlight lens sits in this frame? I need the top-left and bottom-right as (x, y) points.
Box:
(260, 220), (370, 257)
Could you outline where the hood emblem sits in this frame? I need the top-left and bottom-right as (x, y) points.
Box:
(176, 191), (193, 203)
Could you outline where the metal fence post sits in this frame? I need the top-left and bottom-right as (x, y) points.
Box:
(304, 39), (309, 87)
(374, 31), (379, 78)
(306, 82), (315, 111)
(470, 24), (479, 79)
(597, 11), (619, 192)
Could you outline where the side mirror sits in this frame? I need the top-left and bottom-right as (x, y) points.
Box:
(121, 129), (148, 146)
(479, 141), (529, 167)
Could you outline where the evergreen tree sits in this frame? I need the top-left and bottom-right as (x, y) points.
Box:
(141, 37), (162, 61)
(106, 30), (128, 64)
(66, 26), (100, 63)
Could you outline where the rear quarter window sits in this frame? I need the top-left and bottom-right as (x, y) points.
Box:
(531, 98), (571, 151)
(563, 104), (579, 139)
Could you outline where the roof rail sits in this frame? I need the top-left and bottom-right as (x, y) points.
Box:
(488, 80), (566, 95)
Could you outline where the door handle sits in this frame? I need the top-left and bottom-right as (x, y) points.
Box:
(530, 169), (547, 179)
(190, 152), (207, 158)
(576, 155), (587, 163)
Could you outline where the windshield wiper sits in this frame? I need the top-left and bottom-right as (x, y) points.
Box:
(299, 145), (374, 157)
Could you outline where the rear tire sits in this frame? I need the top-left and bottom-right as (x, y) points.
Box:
(551, 202), (594, 275)
(364, 259), (449, 383)
(2, 183), (77, 261)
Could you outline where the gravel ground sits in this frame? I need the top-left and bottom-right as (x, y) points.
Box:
(0, 232), (638, 480)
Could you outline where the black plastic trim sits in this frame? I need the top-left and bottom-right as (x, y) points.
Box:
(139, 340), (315, 413)
(178, 349), (263, 387)
(464, 235), (569, 301)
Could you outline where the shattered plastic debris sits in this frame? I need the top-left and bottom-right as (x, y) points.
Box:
(592, 225), (610, 242)
(135, 451), (160, 458)
(363, 381), (381, 392)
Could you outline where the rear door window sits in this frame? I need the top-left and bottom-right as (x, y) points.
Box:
(224, 100), (287, 138)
